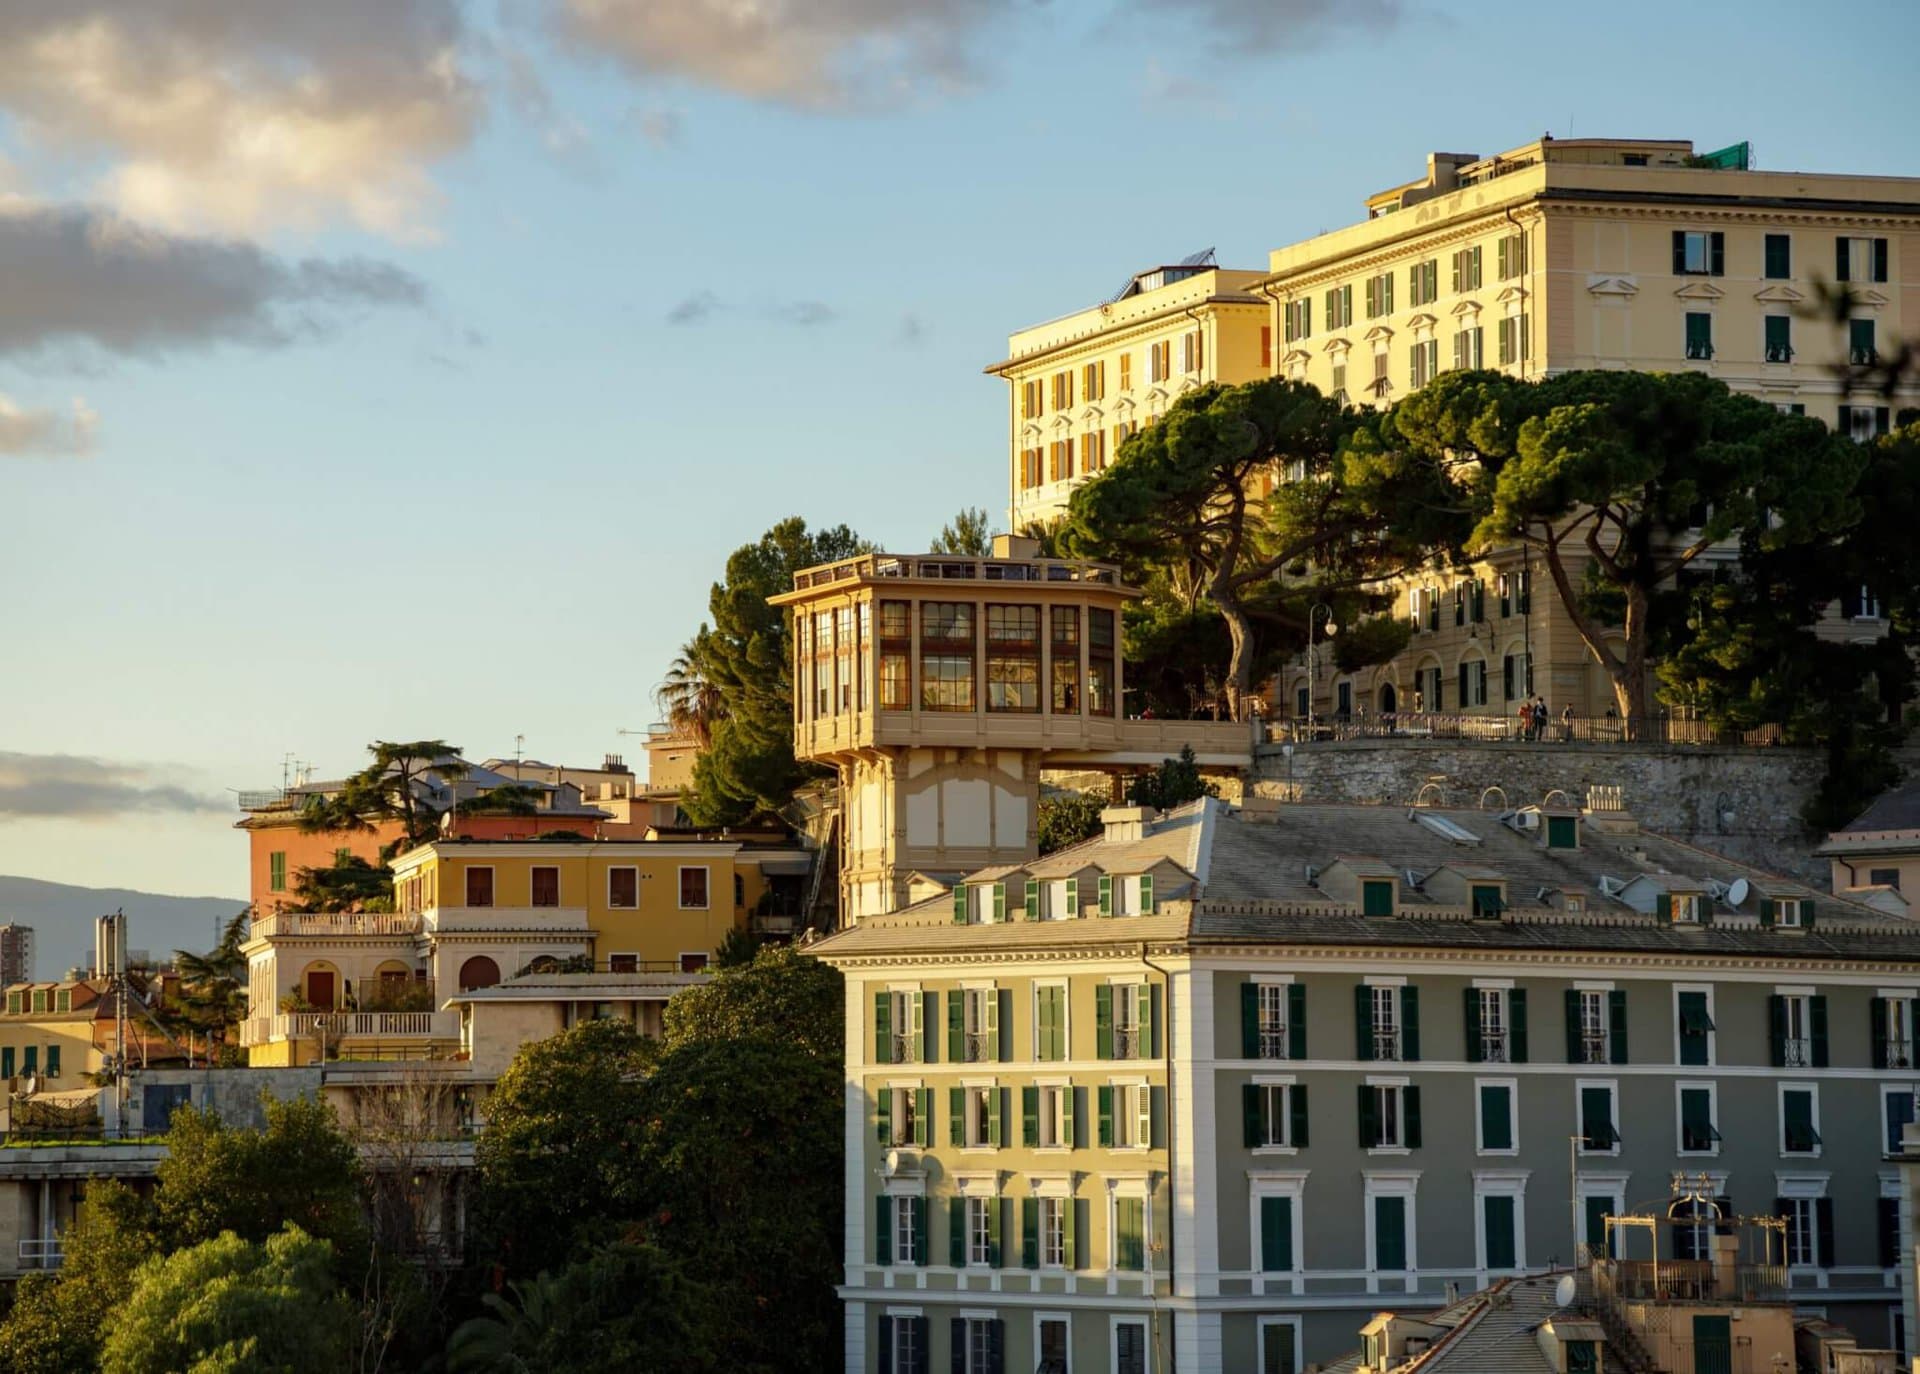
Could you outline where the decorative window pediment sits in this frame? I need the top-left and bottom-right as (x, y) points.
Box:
(1450, 298), (1483, 318)
(1673, 281), (1724, 302)
(1585, 275), (1638, 298)
(1752, 284), (1805, 305)
(1323, 337), (1351, 358)
(1406, 312), (1439, 333)
(1852, 288), (1891, 310)
(1111, 395), (1136, 415)
(1143, 386), (1170, 405)
(1281, 348), (1312, 368)
(1364, 324), (1395, 344)
(1079, 405), (1104, 424)
(1495, 285), (1529, 306)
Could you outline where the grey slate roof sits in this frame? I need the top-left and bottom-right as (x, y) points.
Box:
(1836, 780), (1920, 834)
(1320, 1274), (1568, 1374)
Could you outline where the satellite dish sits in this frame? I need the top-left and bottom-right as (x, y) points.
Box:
(1554, 1274), (1577, 1309)
(1728, 878), (1750, 907)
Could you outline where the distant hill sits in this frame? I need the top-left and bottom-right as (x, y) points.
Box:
(0, 876), (246, 979)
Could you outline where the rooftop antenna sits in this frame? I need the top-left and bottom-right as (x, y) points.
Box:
(281, 752), (298, 792)
(514, 734), (526, 781)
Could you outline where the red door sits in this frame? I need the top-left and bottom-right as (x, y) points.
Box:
(306, 970), (336, 1009)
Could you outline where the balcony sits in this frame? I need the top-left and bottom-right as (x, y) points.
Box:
(1781, 1036), (1812, 1069)
(1764, 345), (1793, 363)
(421, 905), (591, 934)
(1851, 346), (1879, 366)
(242, 1010), (462, 1047)
(1589, 1256), (1786, 1305)
(1579, 1032), (1611, 1065)
(960, 1031), (996, 1064)
(1370, 1029), (1402, 1062)
(1478, 1031), (1511, 1063)
(1111, 1027), (1142, 1061)
(250, 911), (421, 939)
(1888, 1038), (1916, 1071)
(17, 1238), (62, 1270)
(888, 1034), (919, 1065)
(1257, 1029), (1288, 1060)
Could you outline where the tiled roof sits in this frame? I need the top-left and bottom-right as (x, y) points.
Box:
(1321, 1274), (1568, 1374)
(1837, 781), (1920, 834)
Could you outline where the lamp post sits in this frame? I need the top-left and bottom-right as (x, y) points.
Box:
(1306, 602), (1337, 735)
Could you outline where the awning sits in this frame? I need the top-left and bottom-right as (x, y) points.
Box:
(756, 858), (812, 877)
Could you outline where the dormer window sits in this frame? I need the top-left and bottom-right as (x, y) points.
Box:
(1545, 814), (1579, 850)
(1100, 874), (1155, 917)
(1667, 893), (1704, 924)
(1362, 879), (1396, 917)
(1768, 897), (1807, 929)
(1470, 884), (1505, 918)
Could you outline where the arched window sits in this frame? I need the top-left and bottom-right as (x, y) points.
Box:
(458, 956), (501, 992)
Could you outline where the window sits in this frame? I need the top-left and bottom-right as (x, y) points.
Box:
(877, 600), (911, 710)
(1779, 1193), (1831, 1268)
(1468, 986), (1525, 1063)
(677, 866), (709, 909)
(1836, 235), (1890, 284)
(530, 866), (559, 907)
(1244, 981), (1299, 1060)
(967, 1198), (998, 1267)
(30, 990), (46, 1015)
(678, 952), (709, 973)
(1088, 609), (1116, 716)
(1874, 995), (1917, 1069)
(1114, 1318), (1148, 1374)
(1451, 245), (1482, 292)
(1359, 1081), (1419, 1149)
(1105, 874), (1154, 917)
(1684, 311), (1713, 360)
(1477, 1080), (1516, 1153)
(1100, 1081), (1152, 1149)
(1581, 1190), (1622, 1258)
(607, 866), (638, 908)
(1181, 330), (1204, 373)
(1480, 1190), (1521, 1272)
(1049, 606), (1081, 714)
(1255, 1193), (1298, 1273)
(1497, 314), (1529, 366)
(1362, 879), (1394, 917)
(880, 1085), (931, 1148)
(1259, 1320), (1298, 1374)
(1097, 982), (1150, 1061)
(1678, 1084), (1720, 1154)
(958, 987), (1000, 1063)
(1457, 658), (1488, 708)
(1764, 314), (1792, 363)
(1676, 988), (1715, 1065)
(958, 1081), (1003, 1148)
(268, 851), (288, 892)
(985, 604), (1040, 714)
(1370, 1190), (1410, 1272)
(1409, 338), (1437, 387)
(1371, 348), (1388, 388)
(877, 988), (926, 1064)
(1841, 405), (1891, 443)
(1026, 1082), (1073, 1148)
(1051, 371), (1073, 411)
(1668, 892), (1704, 924)
(1041, 878), (1078, 922)
(1870, 868), (1902, 891)
(1885, 1086), (1919, 1155)
(1578, 1082), (1620, 1153)
(44, 1045), (58, 1077)
(812, 611), (833, 716)
(878, 1195), (925, 1266)
(1244, 1080), (1306, 1149)
(920, 602), (975, 711)
(465, 867), (494, 908)
(1364, 272), (1395, 319)
(1082, 360), (1105, 402)
(607, 953), (638, 974)
(1769, 992), (1827, 1068)
(0, 1047), (11, 1078)
(1408, 258), (1438, 307)
(1768, 896), (1807, 928)
(1039, 1202), (1069, 1270)
(1118, 352), (1132, 391)
(1112, 1198), (1147, 1272)
(1330, 363), (1347, 404)
(1764, 233), (1791, 280)
(1496, 233), (1528, 280)
(1018, 446), (1043, 490)
(1850, 317), (1877, 366)
(1081, 428), (1107, 473)
(1671, 229), (1725, 276)
(1451, 325), (1483, 370)
(1283, 297), (1311, 342)
(1325, 284), (1354, 330)
(1033, 984), (1068, 1059)
(1781, 1086), (1821, 1155)
(1022, 378), (1044, 418)
(1047, 438), (1075, 483)
(1357, 983), (1416, 1061)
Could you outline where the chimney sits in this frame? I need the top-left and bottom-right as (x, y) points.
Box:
(1102, 806), (1154, 844)
(991, 533), (1040, 560)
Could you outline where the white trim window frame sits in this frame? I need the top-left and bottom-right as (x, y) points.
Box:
(1878, 990), (1917, 1071)
(1576, 1173), (1629, 1259)
(1473, 980), (1513, 1063)
(885, 1080), (924, 1149)
(885, 1306), (925, 1372)
(676, 864), (710, 909)
(1366, 1076), (1410, 1154)
(1032, 980), (1068, 1062)
(1575, 984), (1612, 1066)
(1673, 983), (1717, 1067)
(1109, 1077), (1151, 1152)
(1775, 986), (1814, 1069)
(1035, 1078), (1071, 1152)
(1248, 1169), (1309, 1288)
(1253, 974), (1292, 1061)
(962, 1079), (997, 1151)
(1675, 1079), (1721, 1158)
(883, 1185), (926, 1266)
(1472, 1169), (1530, 1278)
(1363, 1170), (1421, 1290)
(1110, 1315), (1149, 1374)
(1778, 1081), (1822, 1159)
(965, 1197), (996, 1268)
(1044, 879), (1074, 921)
(1475, 1077), (1519, 1157)
(1577, 1078), (1621, 1157)
(1775, 1172), (1830, 1270)
(1033, 1311), (1072, 1374)
(1258, 1317), (1304, 1374)
(1367, 978), (1403, 1062)
(1105, 1178), (1152, 1277)
(1251, 1074), (1297, 1153)
(1879, 1081), (1920, 1157)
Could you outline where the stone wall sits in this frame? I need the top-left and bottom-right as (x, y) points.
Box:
(1247, 740), (1917, 885)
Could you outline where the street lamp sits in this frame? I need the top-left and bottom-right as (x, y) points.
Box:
(1306, 602), (1338, 734)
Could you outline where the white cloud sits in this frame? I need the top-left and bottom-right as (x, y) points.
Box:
(556, 0), (1019, 108)
(0, 201), (425, 360)
(0, 2), (483, 238)
(0, 751), (223, 817)
(1140, 0), (1409, 52)
(0, 394), (96, 458)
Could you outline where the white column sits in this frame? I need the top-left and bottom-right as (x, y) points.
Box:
(844, 976), (869, 1276)
(844, 1299), (867, 1374)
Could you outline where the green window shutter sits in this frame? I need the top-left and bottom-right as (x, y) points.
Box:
(0, 1047), (10, 1078)
(987, 1087), (1004, 1147)
(917, 992), (932, 1064)
(1066, 1197), (1082, 1269)
(1401, 986), (1420, 1062)
(876, 1195), (892, 1264)
(1243, 1083), (1265, 1147)
(44, 1046), (57, 1077)
(950, 1086), (965, 1147)
(1024, 879), (1039, 921)
(1759, 897), (1775, 927)
(1384, 274), (1394, 312)
(1872, 997), (1889, 1068)
(1765, 233), (1790, 279)
(1261, 1195), (1294, 1271)
(1451, 251), (1461, 293)
(1143, 983), (1159, 1058)
(1768, 995), (1786, 1067)
(1510, 988), (1528, 1063)
(877, 1086), (892, 1144)
(950, 1198), (966, 1267)
(1836, 234), (1851, 282)
(1681, 1087), (1711, 1146)
(1289, 1083), (1309, 1147)
(1547, 814), (1577, 849)
(1098, 875), (1113, 916)
(1873, 237), (1890, 282)
(987, 1195), (1002, 1267)
(1139, 873), (1154, 914)
(1022, 1085), (1040, 1147)
(1064, 876), (1078, 916)
(1679, 991), (1710, 1066)
(1816, 1197), (1835, 1267)
(1097, 1086), (1114, 1147)
(1480, 1084), (1512, 1151)
(1582, 1086), (1614, 1147)
(1375, 1196), (1406, 1271)
(998, 989), (1013, 1062)
(1354, 983), (1373, 1060)
(1672, 230), (1688, 275)
(269, 851), (287, 891)
(1810, 995), (1829, 1067)
(22, 1046), (35, 1075)
(1404, 1086), (1422, 1148)
(1608, 990), (1628, 1064)
(1241, 983), (1261, 1058)
(1766, 315), (1791, 356)
(1464, 988), (1483, 1063)
(948, 991), (964, 1062)
(1501, 238), (1513, 279)
(875, 991), (892, 1064)
(1062, 1084), (1077, 1148)
(992, 883), (1005, 923)
(1485, 1195), (1516, 1269)
(1363, 880), (1394, 917)
(1709, 231), (1725, 275)
(915, 1089), (932, 1147)
(1357, 1083), (1377, 1148)
(912, 1197), (927, 1266)
(953, 886), (969, 924)
(1021, 1197), (1039, 1269)
(1095, 985), (1114, 1059)
(1288, 983), (1307, 1059)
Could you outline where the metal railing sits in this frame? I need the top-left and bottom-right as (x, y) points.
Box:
(247, 1011), (462, 1044)
(1257, 1029), (1288, 1060)
(1781, 1036), (1812, 1069)
(1266, 713), (1783, 748)
(1111, 1028), (1141, 1061)
(1479, 1032), (1511, 1063)
(1580, 1033), (1611, 1065)
(1887, 1039), (1915, 1070)
(1589, 1255), (1786, 1305)
(889, 1034), (919, 1065)
(1370, 1030), (1402, 1062)
(236, 789), (290, 810)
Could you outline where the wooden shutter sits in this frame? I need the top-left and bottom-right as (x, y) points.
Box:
(1872, 997), (1889, 1069)
(875, 991), (892, 1064)
(1608, 989), (1628, 1063)
(1288, 983), (1307, 1059)
(1143, 983), (1159, 1058)
(948, 991), (964, 1062)
(1243, 1083), (1265, 1147)
(1709, 231), (1725, 275)
(876, 1086), (891, 1144)
(1836, 235), (1851, 283)
(1769, 995), (1787, 1066)
(920, 992), (936, 1063)
(1261, 1195), (1293, 1271)
(950, 1086), (964, 1147)
(1357, 1083), (1377, 1147)
(1140, 873), (1154, 914)
(987, 1194), (1002, 1267)
(1402, 986), (1420, 1061)
(1880, 1197), (1901, 1268)
(1024, 879), (1039, 921)
(1098, 874), (1113, 916)
(1874, 237), (1890, 282)
(1811, 995), (1829, 1067)
(876, 1195), (892, 1264)
(1354, 983), (1374, 1059)
(1563, 991), (1582, 1062)
(879, 1315), (894, 1374)
(992, 883), (1005, 923)
(950, 1199), (966, 1267)
(1097, 1086), (1114, 1146)
(1508, 987), (1528, 1061)
(998, 989), (1013, 1062)
(1021, 1197), (1040, 1269)
(1404, 1085), (1422, 1147)
(1242, 983), (1261, 1058)
(952, 886), (968, 924)
(1095, 984), (1113, 1059)
(1815, 1197), (1835, 1267)
(1290, 1083), (1309, 1148)
(915, 1089), (932, 1147)
(1065, 876), (1078, 916)
(1464, 987), (1483, 1062)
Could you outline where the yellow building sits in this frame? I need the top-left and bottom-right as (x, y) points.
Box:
(240, 838), (812, 1065)
(0, 982), (111, 1088)
(986, 255), (1271, 531)
(1254, 135), (1920, 721)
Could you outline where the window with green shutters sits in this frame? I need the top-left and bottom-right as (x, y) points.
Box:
(1033, 984), (1067, 1061)
(1871, 995), (1917, 1069)
(1242, 981), (1305, 1060)
(4, 991), (17, 1015)
(1677, 990), (1715, 1066)
(1373, 1195), (1407, 1271)
(875, 1194), (927, 1266)
(269, 851), (287, 892)
(44, 1044), (58, 1077)
(1113, 1196), (1146, 1270)
(1478, 1082), (1515, 1153)
(1765, 314), (1792, 362)
(1764, 233), (1791, 280)
(1546, 814), (1578, 850)
(1244, 1081), (1308, 1150)
(874, 989), (930, 1065)
(1259, 1194), (1295, 1271)
(1851, 317), (1877, 365)
(1361, 880), (1394, 917)
(0, 1047), (11, 1078)
(1782, 1087), (1821, 1154)
(1452, 245), (1482, 292)
(1497, 314), (1529, 366)
(1769, 993), (1827, 1068)
(1584, 1194), (1618, 1257)
(1496, 233), (1527, 281)
(1679, 1085), (1719, 1154)
(1096, 982), (1155, 1061)
(1684, 311), (1713, 360)
(1579, 1084), (1619, 1152)
(22, 1046), (36, 1076)
(30, 989), (45, 1014)
(1672, 229), (1725, 276)
(1483, 1194), (1517, 1270)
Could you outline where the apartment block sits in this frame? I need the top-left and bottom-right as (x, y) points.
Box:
(814, 794), (1920, 1373)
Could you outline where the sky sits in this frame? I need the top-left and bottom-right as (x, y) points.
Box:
(0, 0), (1915, 902)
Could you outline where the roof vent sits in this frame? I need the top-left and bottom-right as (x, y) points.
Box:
(1405, 868), (1425, 892)
(1101, 806), (1154, 845)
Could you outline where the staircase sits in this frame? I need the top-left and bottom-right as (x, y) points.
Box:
(1587, 1298), (1663, 1374)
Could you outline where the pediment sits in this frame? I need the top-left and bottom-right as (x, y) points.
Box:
(1049, 413), (1074, 431)
(1853, 288), (1891, 309)
(1281, 348), (1313, 367)
(1673, 281), (1724, 302)
(1143, 386), (1170, 404)
(1586, 275), (1638, 298)
(1323, 336), (1352, 357)
(1078, 404), (1104, 424)
(1363, 324), (1395, 344)
(1406, 312), (1439, 331)
(1450, 298), (1483, 318)
(1021, 422), (1042, 439)
(1752, 283), (1805, 305)
(1111, 395), (1136, 414)
(1495, 285), (1529, 305)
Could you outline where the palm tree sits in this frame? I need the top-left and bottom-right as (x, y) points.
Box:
(654, 637), (725, 747)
